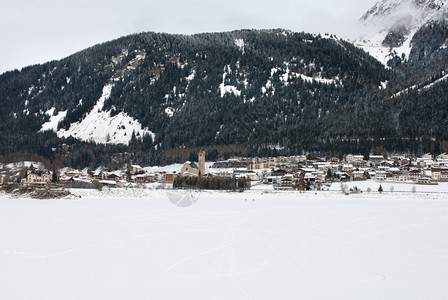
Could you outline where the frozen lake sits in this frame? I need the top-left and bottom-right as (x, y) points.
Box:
(1, 185), (448, 299)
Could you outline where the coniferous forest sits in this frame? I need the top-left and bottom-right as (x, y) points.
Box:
(1, 28), (448, 168)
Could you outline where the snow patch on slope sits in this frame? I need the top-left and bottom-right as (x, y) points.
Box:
(50, 49), (153, 145)
(165, 107), (174, 118)
(57, 83), (154, 145)
(393, 72), (448, 97)
(234, 38), (245, 54)
(356, 27), (417, 65)
(420, 73), (448, 91)
(219, 65), (241, 97)
(273, 65), (339, 87)
(40, 109), (67, 132)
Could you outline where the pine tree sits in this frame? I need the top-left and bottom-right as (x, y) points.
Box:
(51, 171), (58, 183)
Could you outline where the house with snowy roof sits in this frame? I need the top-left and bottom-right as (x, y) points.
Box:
(352, 171), (365, 181)
(437, 153), (448, 160)
(134, 173), (158, 183)
(103, 170), (126, 181)
(129, 165), (143, 175)
(91, 167), (104, 179)
(369, 155), (384, 166)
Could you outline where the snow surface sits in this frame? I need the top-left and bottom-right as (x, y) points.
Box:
(419, 73), (448, 91)
(271, 66), (338, 89)
(355, 27), (416, 66)
(392, 73), (448, 97)
(234, 38), (245, 54)
(356, 0), (448, 65)
(356, 39), (411, 66)
(219, 65), (242, 98)
(56, 83), (154, 144)
(1, 183), (448, 300)
(42, 49), (154, 145)
(165, 107), (174, 118)
(40, 109), (67, 132)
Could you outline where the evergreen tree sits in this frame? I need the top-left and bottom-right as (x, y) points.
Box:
(51, 171), (58, 183)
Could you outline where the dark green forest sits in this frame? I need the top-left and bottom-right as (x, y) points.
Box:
(1, 28), (447, 168)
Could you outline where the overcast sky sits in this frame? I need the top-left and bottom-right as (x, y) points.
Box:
(0, 0), (378, 74)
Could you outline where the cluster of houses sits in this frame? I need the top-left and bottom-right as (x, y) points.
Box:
(1, 152), (448, 190)
(0, 163), (54, 186)
(56, 165), (180, 187)
(209, 153), (448, 190)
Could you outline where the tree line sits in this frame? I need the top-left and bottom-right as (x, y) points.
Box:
(173, 175), (251, 191)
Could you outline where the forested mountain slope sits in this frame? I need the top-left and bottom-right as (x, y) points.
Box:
(0, 27), (447, 167)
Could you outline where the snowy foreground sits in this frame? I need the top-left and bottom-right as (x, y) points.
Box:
(1, 182), (448, 300)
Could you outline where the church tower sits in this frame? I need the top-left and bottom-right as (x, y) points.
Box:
(198, 151), (205, 177)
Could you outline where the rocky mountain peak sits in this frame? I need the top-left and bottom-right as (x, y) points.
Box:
(356, 0), (448, 65)
(361, 0), (447, 22)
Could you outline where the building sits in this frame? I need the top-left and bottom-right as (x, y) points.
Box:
(180, 161), (199, 176)
(408, 169), (424, 181)
(342, 164), (354, 173)
(432, 167), (441, 181)
(129, 165), (143, 175)
(250, 158), (270, 170)
(346, 154), (365, 166)
(102, 170), (126, 181)
(431, 167), (448, 182)
(26, 169), (52, 184)
(280, 174), (295, 186)
(352, 171), (365, 181)
(163, 172), (178, 183)
(293, 183), (310, 191)
(134, 173), (158, 183)
(393, 173), (409, 182)
(180, 151), (205, 177)
(369, 155), (384, 166)
(375, 171), (387, 181)
(336, 172), (350, 182)
(423, 153), (434, 160)
(437, 153), (448, 160)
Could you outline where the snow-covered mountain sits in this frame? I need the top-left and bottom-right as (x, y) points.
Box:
(356, 0), (448, 65)
(1, 26), (448, 167)
(0, 30), (387, 152)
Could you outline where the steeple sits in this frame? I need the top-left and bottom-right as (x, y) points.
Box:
(198, 151), (205, 177)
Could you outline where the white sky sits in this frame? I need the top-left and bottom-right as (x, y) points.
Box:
(0, 0), (378, 74)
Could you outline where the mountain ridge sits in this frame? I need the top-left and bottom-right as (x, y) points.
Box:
(1, 5), (448, 167)
(357, 0), (448, 65)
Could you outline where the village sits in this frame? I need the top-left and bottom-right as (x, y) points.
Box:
(1, 151), (448, 193)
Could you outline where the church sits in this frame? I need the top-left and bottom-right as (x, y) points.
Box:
(180, 151), (205, 177)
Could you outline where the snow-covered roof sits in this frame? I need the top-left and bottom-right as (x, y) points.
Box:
(93, 167), (103, 176)
(99, 180), (117, 185)
(304, 173), (316, 179)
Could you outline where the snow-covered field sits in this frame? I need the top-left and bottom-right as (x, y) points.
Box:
(1, 183), (448, 299)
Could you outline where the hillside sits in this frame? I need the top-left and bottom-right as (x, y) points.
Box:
(0, 24), (447, 167)
(356, 0), (448, 66)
